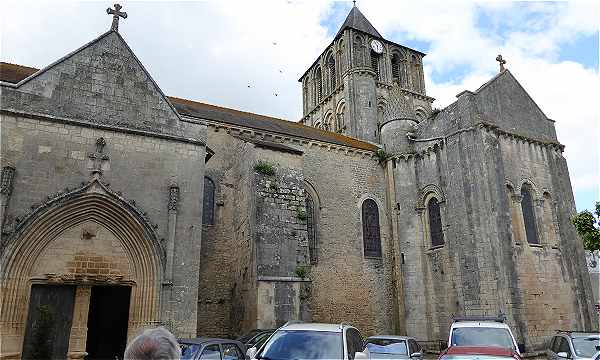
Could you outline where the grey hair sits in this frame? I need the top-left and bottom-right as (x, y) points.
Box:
(124, 327), (181, 360)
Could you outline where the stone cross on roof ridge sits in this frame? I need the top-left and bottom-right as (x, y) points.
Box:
(496, 54), (507, 72)
(107, 3), (127, 32)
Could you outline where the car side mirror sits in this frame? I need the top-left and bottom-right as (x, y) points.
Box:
(410, 352), (422, 358)
(354, 351), (369, 360)
(557, 352), (569, 359)
(246, 347), (257, 359)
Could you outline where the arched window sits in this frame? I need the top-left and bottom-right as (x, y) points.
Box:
(327, 54), (336, 91)
(302, 79), (309, 113)
(336, 102), (345, 132)
(521, 185), (539, 244)
(315, 67), (323, 102)
(324, 113), (333, 131)
(428, 198), (444, 247)
(391, 53), (400, 82)
(203, 177), (215, 226)
(353, 35), (364, 66)
(305, 191), (318, 264)
(370, 50), (380, 80)
(362, 199), (382, 257)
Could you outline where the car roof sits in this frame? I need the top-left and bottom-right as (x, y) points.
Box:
(561, 332), (600, 338)
(179, 337), (244, 346)
(279, 322), (351, 332)
(367, 335), (414, 341)
(451, 321), (511, 329)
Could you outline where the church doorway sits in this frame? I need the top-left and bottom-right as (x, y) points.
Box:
(85, 286), (131, 360)
(21, 284), (76, 360)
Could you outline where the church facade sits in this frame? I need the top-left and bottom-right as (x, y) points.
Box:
(0, 5), (595, 359)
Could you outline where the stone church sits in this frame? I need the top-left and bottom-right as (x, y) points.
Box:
(0, 4), (595, 359)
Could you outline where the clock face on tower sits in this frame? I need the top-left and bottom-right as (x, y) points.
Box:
(370, 39), (383, 54)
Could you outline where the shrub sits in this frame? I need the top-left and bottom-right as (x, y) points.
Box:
(295, 265), (307, 279)
(296, 210), (307, 221)
(254, 161), (276, 176)
(375, 149), (389, 163)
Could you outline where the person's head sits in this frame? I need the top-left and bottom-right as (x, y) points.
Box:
(124, 327), (181, 360)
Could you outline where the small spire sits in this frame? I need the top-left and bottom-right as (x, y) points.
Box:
(353, 0), (356, 7)
(106, 4), (127, 32)
(496, 54), (507, 73)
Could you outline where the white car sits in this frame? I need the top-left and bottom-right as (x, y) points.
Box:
(246, 322), (369, 360)
(448, 316), (521, 355)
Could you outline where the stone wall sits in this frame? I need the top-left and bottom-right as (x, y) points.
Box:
(0, 113), (207, 338)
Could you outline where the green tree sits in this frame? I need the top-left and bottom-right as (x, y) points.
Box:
(572, 201), (600, 252)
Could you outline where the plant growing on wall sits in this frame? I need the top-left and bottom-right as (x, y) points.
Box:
(375, 149), (390, 164)
(295, 265), (307, 279)
(254, 161), (276, 176)
(572, 201), (600, 268)
(296, 209), (307, 221)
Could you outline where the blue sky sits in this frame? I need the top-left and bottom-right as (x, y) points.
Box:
(2, 0), (598, 212)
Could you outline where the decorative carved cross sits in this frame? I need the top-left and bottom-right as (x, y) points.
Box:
(106, 4), (127, 32)
(88, 137), (110, 177)
(496, 54), (507, 72)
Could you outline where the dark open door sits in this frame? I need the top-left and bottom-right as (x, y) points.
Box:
(85, 286), (131, 360)
(21, 284), (76, 360)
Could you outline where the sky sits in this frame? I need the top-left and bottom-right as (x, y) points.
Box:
(1, 0), (599, 212)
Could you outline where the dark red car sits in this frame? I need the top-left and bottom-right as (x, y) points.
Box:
(438, 346), (522, 360)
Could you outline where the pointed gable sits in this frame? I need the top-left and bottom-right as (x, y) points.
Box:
(474, 70), (557, 142)
(4, 31), (184, 136)
(335, 6), (383, 39)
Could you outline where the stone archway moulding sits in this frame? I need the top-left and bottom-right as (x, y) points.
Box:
(0, 178), (164, 358)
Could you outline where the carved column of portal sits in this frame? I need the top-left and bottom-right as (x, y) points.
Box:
(0, 165), (16, 230)
(67, 286), (92, 360)
(162, 182), (179, 330)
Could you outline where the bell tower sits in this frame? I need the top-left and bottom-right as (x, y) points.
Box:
(299, 5), (434, 150)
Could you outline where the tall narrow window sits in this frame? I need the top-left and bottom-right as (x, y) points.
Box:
(203, 177), (215, 226)
(305, 192), (318, 264)
(327, 54), (336, 91)
(428, 198), (444, 247)
(521, 185), (539, 244)
(362, 199), (382, 257)
(370, 51), (379, 79)
(315, 67), (323, 102)
(391, 53), (400, 81)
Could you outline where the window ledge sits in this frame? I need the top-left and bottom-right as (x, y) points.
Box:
(528, 243), (543, 248)
(427, 245), (445, 253)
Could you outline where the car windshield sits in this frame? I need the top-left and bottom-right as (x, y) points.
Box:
(180, 343), (201, 360)
(572, 336), (600, 357)
(451, 327), (514, 349)
(238, 329), (263, 342)
(258, 330), (342, 360)
(442, 356), (513, 360)
(366, 339), (408, 355)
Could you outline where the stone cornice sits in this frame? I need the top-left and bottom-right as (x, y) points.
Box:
(1, 108), (206, 147)
(182, 116), (379, 159)
(389, 121), (564, 161)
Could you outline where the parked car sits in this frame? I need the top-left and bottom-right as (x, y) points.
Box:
(246, 322), (369, 360)
(236, 329), (266, 344)
(364, 335), (423, 359)
(548, 331), (600, 360)
(244, 329), (275, 350)
(447, 315), (521, 355)
(438, 346), (522, 360)
(179, 337), (246, 360)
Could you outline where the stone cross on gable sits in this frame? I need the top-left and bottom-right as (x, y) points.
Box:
(107, 3), (127, 32)
(496, 54), (507, 72)
(88, 137), (110, 178)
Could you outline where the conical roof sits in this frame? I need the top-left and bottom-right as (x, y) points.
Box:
(335, 6), (383, 39)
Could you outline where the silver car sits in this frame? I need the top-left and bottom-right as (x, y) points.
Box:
(365, 335), (424, 360)
(548, 332), (600, 360)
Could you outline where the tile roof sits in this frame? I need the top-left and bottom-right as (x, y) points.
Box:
(0, 62), (379, 152)
(335, 6), (383, 40)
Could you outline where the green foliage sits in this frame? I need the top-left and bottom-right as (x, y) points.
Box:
(375, 149), (390, 163)
(254, 161), (276, 176)
(31, 304), (54, 360)
(296, 210), (307, 221)
(295, 265), (307, 279)
(572, 201), (600, 253)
